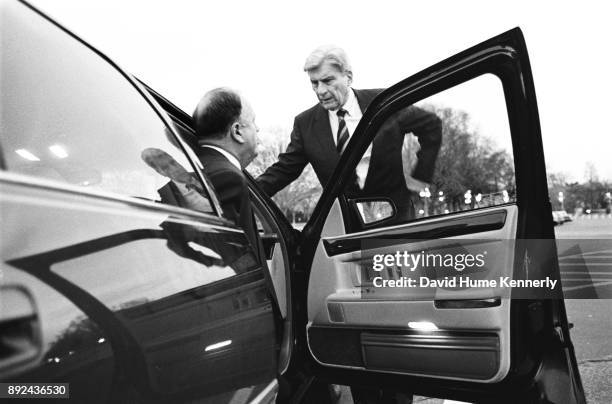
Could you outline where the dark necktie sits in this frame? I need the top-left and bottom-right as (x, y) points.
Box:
(336, 108), (349, 154)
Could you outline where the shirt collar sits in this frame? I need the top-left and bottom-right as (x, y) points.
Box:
(200, 144), (241, 169)
(332, 88), (361, 117)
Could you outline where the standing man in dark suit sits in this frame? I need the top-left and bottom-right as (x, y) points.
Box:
(257, 45), (442, 220)
(192, 87), (261, 248)
(257, 46), (433, 402)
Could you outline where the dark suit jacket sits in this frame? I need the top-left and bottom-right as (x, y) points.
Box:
(256, 89), (442, 209)
(196, 147), (259, 249)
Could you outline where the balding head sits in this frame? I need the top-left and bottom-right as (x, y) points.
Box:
(193, 87), (243, 140)
(192, 87), (260, 168)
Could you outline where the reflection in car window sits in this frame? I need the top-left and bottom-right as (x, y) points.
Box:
(141, 147), (212, 211)
(0, 6), (212, 213)
(0, 277), (114, 402)
(46, 228), (266, 396)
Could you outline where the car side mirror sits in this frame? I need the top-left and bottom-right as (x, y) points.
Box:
(350, 198), (396, 226)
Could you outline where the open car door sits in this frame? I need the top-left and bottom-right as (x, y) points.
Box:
(298, 28), (585, 403)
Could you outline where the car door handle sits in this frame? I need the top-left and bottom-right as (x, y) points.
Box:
(260, 233), (279, 260)
(0, 285), (41, 373)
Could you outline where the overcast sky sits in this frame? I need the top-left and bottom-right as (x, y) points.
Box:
(31, 0), (612, 182)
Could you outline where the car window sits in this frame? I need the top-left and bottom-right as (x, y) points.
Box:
(0, 4), (213, 214)
(343, 74), (515, 230)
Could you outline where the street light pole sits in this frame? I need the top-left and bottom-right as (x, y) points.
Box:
(464, 190), (472, 209)
(438, 190), (445, 215)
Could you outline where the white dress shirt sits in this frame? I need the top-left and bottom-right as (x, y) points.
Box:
(329, 88), (363, 147)
(330, 89), (372, 188)
(327, 90), (428, 193)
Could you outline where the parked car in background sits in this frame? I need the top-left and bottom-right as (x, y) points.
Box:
(553, 210), (565, 225)
(1, 1), (586, 402)
(559, 210), (573, 222)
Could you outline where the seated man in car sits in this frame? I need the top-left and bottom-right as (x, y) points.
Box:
(192, 87), (261, 248)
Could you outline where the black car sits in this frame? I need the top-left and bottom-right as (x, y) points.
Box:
(0, 1), (585, 403)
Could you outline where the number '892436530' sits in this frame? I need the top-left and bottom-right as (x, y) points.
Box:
(1, 383), (69, 398)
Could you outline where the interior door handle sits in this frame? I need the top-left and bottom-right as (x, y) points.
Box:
(260, 233), (279, 260)
(0, 285), (41, 374)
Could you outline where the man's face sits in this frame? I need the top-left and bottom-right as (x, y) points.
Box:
(237, 100), (260, 166)
(308, 61), (352, 111)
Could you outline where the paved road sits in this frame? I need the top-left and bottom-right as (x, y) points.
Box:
(556, 215), (612, 299)
(555, 217), (612, 403)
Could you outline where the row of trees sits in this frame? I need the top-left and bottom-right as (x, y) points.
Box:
(548, 164), (611, 213)
(247, 127), (321, 222)
(424, 105), (515, 213)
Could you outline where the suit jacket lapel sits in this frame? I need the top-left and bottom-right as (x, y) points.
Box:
(309, 89), (379, 174)
(312, 105), (339, 163)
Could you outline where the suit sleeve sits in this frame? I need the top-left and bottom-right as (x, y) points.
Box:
(394, 105), (442, 183)
(256, 117), (309, 197)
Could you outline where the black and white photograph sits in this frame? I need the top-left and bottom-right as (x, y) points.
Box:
(1, 0), (610, 403)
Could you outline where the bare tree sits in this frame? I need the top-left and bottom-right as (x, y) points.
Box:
(247, 127), (322, 222)
(419, 105), (515, 212)
(584, 161), (598, 183)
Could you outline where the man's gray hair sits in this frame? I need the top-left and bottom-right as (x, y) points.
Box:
(303, 45), (352, 74)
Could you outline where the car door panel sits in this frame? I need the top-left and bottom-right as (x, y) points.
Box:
(307, 204), (517, 383)
(1, 271), (115, 403)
